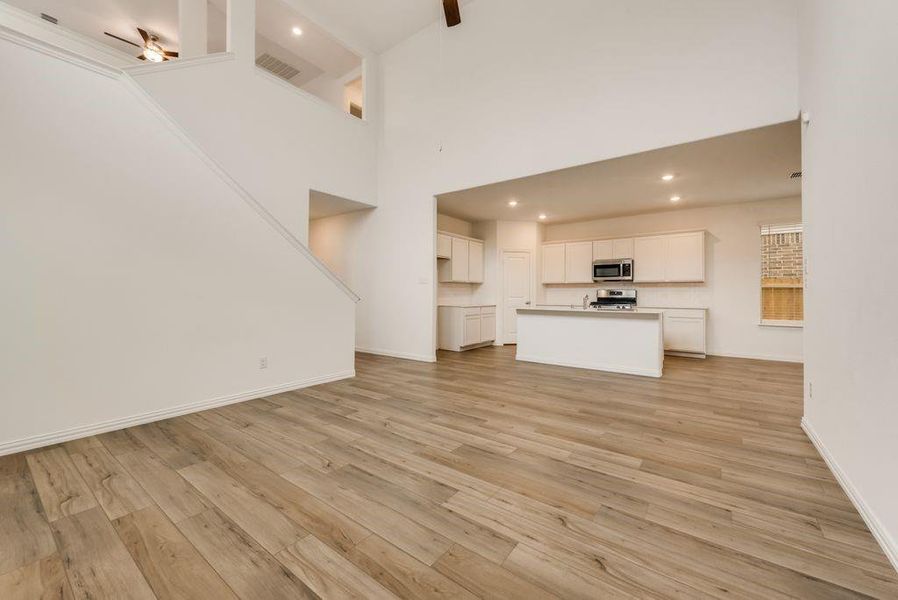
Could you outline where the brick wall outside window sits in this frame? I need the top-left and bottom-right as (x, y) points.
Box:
(761, 226), (803, 322)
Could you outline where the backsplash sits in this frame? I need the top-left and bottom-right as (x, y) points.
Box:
(542, 284), (712, 309)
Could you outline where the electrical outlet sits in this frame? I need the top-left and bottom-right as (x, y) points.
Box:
(808, 382), (813, 399)
(259, 357), (268, 370)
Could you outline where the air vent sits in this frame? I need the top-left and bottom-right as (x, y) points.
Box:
(255, 53), (299, 81)
(40, 13), (58, 24)
(790, 171), (802, 179)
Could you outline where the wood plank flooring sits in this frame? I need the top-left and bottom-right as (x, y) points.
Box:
(1, 346), (896, 599)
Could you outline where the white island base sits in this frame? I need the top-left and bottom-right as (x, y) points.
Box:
(515, 307), (664, 378)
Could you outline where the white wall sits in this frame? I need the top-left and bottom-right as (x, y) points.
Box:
(437, 213), (473, 237)
(799, 0), (898, 567)
(544, 198), (803, 362)
(0, 31), (355, 453)
(132, 56), (377, 245)
(356, 0), (801, 361)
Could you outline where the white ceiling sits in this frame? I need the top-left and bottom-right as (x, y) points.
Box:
(437, 121), (802, 225)
(295, 0), (477, 53)
(8, 0), (360, 83)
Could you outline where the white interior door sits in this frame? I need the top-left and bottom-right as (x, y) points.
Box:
(503, 251), (531, 344)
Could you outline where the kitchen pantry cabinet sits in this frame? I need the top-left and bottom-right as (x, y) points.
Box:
(438, 306), (496, 351)
(437, 232), (484, 283)
(633, 232), (704, 283)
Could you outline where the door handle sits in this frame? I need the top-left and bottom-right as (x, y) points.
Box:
(525, 301), (531, 305)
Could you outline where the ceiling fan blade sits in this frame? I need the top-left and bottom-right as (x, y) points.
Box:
(104, 32), (141, 48)
(163, 50), (179, 58)
(137, 27), (150, 43)
(443, 0), (461, 27)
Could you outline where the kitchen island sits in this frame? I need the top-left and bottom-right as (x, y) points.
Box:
(515, 306), (664, 377)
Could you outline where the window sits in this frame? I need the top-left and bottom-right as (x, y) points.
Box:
(760, 224), (803, 326)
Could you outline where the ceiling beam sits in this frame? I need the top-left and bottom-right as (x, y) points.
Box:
(443, 0), (461, 27)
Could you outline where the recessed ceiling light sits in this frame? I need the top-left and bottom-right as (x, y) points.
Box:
(670, 196), (681, 203)
(292, 26), (303, 36)
(538, 213), (547, 220)
(508, 200), (518, 207)
(662, 174), (674, 181)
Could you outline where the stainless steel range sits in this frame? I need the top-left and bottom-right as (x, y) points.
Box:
(590, 289), (637, 310)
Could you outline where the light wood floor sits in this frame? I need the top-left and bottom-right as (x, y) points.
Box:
(2, 347), (897, 599)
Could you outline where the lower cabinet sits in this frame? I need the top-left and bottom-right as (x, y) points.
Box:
(660, 309), (707, 356)
(438, 306), (496, 351)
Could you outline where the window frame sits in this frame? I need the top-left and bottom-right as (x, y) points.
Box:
(759, 223), (804, 328)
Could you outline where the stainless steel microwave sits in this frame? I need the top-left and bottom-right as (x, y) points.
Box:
(592, 258), (633, 282)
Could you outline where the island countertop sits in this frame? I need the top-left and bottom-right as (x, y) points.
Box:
(517, 306), (663, 317)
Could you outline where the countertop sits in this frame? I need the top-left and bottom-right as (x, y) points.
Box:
(437, 303), (497, 308)
(517, 306), (663, 317)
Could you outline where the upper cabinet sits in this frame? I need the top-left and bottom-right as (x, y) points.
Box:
(634, 231), (705, 283)
(468, 240), (484, 283)
(542, 243), (566, 284)
(593, 238), (634, 260)
(564, 242), (593, 283)
(612, 238), (634, 259)
(437, 231), (485, 284)
(436, 233), (452, 259)
(543, 231), (705, 285)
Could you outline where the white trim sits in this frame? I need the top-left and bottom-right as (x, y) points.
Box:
(356, 348), (437, 363)
(123, 52), (235, 75)
(0, 370), (355, 457)
(0, 23), (121, 78)
(707, 351), (803, 363)
(760, 319), (804, 328)
(802, 417), (898, 572)
(515, 354), (662, 378)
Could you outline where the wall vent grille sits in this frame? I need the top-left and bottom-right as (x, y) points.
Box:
(255, 53), (299, 81)
(790, 171), (803, 179)
(40, 13), (58, 24)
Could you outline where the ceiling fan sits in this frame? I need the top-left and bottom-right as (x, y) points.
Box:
(443, 0), (461, 27)
(104, 27), (178, 62)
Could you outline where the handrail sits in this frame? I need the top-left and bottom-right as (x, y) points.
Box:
(0, 24), (361, 303)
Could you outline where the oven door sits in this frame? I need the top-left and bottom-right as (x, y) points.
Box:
(593, 261), (625, 281)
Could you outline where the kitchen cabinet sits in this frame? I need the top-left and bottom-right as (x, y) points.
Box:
(437, 232), (485, 283)
(633, 236), (667, 282)
(438, 305), (497, 351)
(564, 242), (593, 283)
(542, 244), (566, 283)
(634, 232), (704, 283)
(451, 237), (469, 282)
(612, 238), (634, 259)
(469, 240), (484, 283)
(660, 308), (706, 356)
(594, 238), (634, 261)
(592, 240), (613, 260)
(664, 232), (705, 282)
(436, 233), (452, 259)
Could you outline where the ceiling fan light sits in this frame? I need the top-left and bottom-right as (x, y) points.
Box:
(143, 41), (164, 62)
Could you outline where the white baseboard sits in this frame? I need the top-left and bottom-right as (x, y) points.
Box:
(0, 370), (354, 457)
(355, 347), (436, 363)
(708, 350), (803, 363)
(515, 354), (662, 378)
(801, 417), (898, 572)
